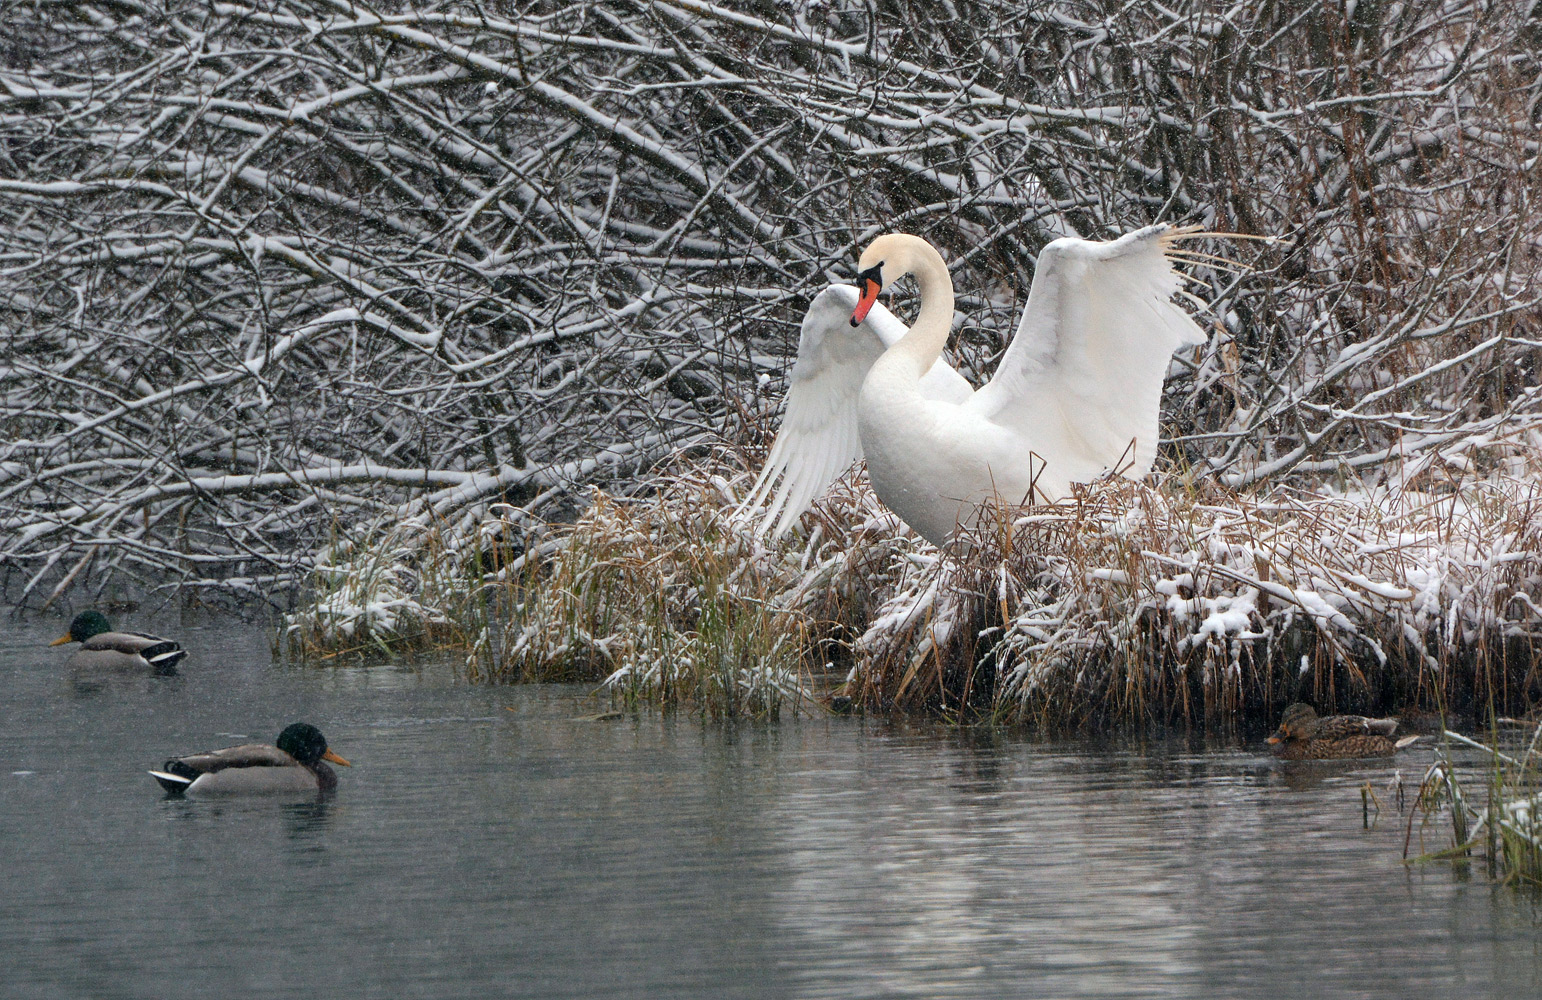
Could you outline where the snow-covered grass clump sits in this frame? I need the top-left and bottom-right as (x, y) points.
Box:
(489, 451), (912, 718)
(1409, 721), (1542, 887)
(283, 447), (1542, 729)
(850, 472), (1542, 728)
(284, 520), (490, 663)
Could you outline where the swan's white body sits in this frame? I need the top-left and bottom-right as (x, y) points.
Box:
(745, 226), (1207, 548)
(742, 284), (973, 537)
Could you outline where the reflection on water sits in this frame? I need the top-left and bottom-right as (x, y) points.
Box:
(68, 669), (185, 698)
(2, 609), (1539, 999)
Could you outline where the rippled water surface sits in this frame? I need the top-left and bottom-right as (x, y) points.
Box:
(3, 609), (1539, 999)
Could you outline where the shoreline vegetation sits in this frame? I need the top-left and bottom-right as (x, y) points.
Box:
(7, 0), (1542, 886)
(284, 444), (1542, 731)
(1410, 722), (1542, 888)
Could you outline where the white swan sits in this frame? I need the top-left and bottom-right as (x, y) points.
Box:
(744, 225), (1208, 548)
(741, 283), (973, 538)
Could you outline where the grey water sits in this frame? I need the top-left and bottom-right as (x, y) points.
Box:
(2, 610), (1539, 1000)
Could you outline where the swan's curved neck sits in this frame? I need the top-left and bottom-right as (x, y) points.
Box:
(890, 238), (953, 373)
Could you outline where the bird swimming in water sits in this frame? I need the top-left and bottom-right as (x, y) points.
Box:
(149, 723), (351, 794)
(49, 610), (187, 674)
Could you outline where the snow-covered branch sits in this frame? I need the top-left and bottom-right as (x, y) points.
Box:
(2, 0), (1538, 601)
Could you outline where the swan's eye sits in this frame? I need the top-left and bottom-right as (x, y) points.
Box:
(856, 262), (884, 289)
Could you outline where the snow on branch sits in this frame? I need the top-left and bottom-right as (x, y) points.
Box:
(1, 0), (1538, 601)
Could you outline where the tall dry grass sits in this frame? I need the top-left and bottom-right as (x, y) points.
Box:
(1407, 720), (1542, 887)
(854, 467), (1542, 728)
(289, 438), (1542, 728)
(283, 517), (493, 664)
(481, 450), (913, 717)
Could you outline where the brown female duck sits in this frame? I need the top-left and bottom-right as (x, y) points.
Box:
(1266, 703), (1420, 760)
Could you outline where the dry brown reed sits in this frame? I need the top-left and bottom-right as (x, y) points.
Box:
(483, 450), (913, 717)
(851, 471), (1542, 729)
(284, 517), (490, 663)
(1406, 721), (1542, 887)
(285, 443), (1542, 729)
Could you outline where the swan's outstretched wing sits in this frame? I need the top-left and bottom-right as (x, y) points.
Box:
(967, 224), (1206, 482)
(743, 284), (971, 537)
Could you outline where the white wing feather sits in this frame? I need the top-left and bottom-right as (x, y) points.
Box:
(743, 284), (971, 537)
(966, 224), (1206, 483)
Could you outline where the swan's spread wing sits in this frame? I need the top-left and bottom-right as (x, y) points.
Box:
(970, 224), (1206, 481)
(743, 284), (971, 537)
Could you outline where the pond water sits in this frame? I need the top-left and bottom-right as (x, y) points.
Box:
(3, 608), (1539, 999)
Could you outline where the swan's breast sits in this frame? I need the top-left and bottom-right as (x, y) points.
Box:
(858, 386), (997, 547)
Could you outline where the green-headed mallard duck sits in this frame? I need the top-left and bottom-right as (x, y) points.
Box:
(49, 610), (187, 674)
(1266, 703), (1420, 760)
(149, 723), (351, 794)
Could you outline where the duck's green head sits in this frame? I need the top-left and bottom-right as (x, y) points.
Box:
(276, 723), (351, 768)
(49, 610), (112, 646)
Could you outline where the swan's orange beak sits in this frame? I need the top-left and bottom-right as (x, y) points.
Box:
(850, 264), (883, 326)
(323, 749), (351, 767)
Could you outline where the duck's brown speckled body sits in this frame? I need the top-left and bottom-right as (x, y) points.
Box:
(1266, 703), (1418, 760)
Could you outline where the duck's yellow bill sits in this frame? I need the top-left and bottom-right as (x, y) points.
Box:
(323, 749), (351, 767)
(1265, 735), (1282, 744)
(48, 634), (72, 646)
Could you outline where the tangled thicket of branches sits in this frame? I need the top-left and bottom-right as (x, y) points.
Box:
(2, 0), (1539, 604)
